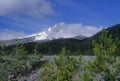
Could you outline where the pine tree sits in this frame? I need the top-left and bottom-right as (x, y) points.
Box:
(13, 40), (27, 59)
(33, 44), (39, 55)
(40, 47), (78, 81)
(85, 29), (119, 81)
(80, 71), (92, 81)
(0, 44), (6, 55)
(0, 44), (5, 62)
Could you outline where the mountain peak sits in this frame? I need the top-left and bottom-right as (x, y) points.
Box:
(26, 23), (100, 41)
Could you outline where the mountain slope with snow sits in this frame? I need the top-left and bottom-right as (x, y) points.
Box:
(25, 23), (100, 41)
(0, 23), (102, 45)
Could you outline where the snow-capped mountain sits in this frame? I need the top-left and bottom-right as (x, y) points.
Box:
(1, 22), (102, 45)
(0, 22), (101, 42)
(26, 23), (89, 41)
(27, 23), (69, 41)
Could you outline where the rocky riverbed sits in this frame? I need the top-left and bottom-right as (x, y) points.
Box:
(15, 55), (95, 81)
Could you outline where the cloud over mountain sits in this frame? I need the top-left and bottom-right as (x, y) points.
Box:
(0, 23), (101, 41)
(32, 23), (102, 41)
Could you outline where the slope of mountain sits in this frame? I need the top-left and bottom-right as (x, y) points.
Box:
(90, 24), (120, 41)
(0, 23), (87, 45)
(73, 35), (87, 40)
(25, 23), (89, 41)
(23, 24), (120, 55)
(0, 24), (120, 55)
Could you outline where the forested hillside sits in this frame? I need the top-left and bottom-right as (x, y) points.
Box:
(0, 24), (120, 55)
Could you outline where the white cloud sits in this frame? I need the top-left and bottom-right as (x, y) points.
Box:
(0, 0), (54, 17)
(0, 23), (102, 41)
(47, 23), (101, 38)
(33, 23), (102, 40)
(0, 29), (26, 40)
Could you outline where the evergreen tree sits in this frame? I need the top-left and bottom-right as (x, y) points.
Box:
(0, 44), (6, 55)
(85, 29), (119, 81)
(80, 71), (92, 81)
(40, 47), (78, 81)
(0, 44), (5, 62)
(13, 40), (27, 59)
(33, 44), (39, 55)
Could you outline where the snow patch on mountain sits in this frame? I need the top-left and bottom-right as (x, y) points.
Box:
(27, 23), (101, 41)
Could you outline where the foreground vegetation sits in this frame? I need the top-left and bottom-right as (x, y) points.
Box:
(40, 29), (120, 81)
(0, 28), (120, 81)
(0, 42), (43, 81)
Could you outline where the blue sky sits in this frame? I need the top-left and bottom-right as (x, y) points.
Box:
(0, 0), (120, 40)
